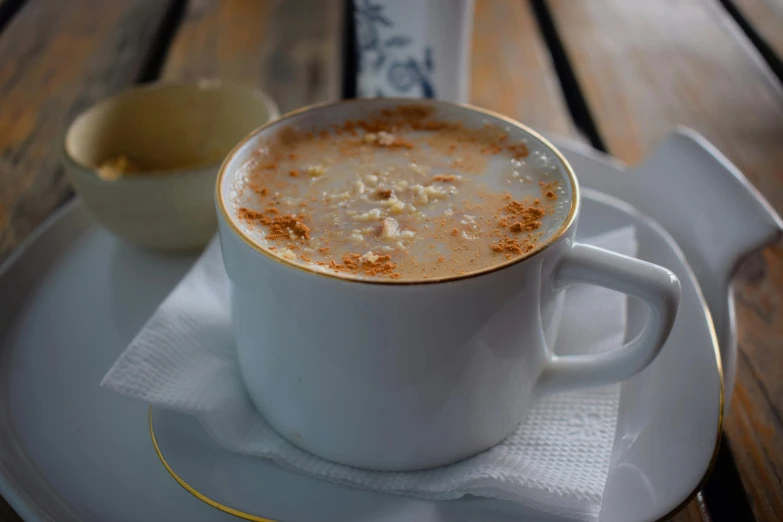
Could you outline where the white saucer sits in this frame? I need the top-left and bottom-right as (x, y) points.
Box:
(148, 188), (722, 522)
(0, 142), (722, 522)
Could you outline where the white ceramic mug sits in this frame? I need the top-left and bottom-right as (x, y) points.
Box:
(216, 99), (681, 471)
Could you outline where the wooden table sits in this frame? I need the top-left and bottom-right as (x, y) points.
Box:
(1, 0), (781, 520)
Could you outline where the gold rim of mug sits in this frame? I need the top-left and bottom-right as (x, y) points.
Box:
(215, 98), (581, 285)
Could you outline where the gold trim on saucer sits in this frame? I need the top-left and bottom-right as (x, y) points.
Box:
(215, 98), (580, 285)
(149, 408), (278, 522)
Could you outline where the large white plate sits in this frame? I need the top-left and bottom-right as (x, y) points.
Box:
(0, 139), (723, 521)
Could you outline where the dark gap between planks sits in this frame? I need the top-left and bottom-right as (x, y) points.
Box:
(718, 0), (783, 85)
(136, 0), (187, 84)
(341, 0), (357, 99)
(703, 436), (757, 521)
(530, 0), (607, 153)
(0, 0), (25, 36)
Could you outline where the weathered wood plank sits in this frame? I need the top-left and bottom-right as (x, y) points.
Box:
(162, 0), (343, 113)
(725, 348), (783, 520)
(0, 0), (175, 263)
(730, 252), (783, 521)
(547, 0), (783, 206)
(734, 246), (783, 425)
(547, 1), (783, 520)
(731, 0), (783, 60)
(469, 0), (578, 138)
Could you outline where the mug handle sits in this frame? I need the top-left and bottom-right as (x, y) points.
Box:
(537, 242), (681, 394)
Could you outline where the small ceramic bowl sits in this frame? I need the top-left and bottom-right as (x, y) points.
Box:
(63, 81), (279, 251)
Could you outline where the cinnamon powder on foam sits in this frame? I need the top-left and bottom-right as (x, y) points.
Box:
(236, 207), (310, 241)
(488, 189), (553, 258)
(316, 252), (401, 279)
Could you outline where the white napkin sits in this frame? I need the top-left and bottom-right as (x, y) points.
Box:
(103, 226), (636, 522)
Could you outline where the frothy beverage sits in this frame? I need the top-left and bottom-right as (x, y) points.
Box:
(228, 104), (573, 281)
